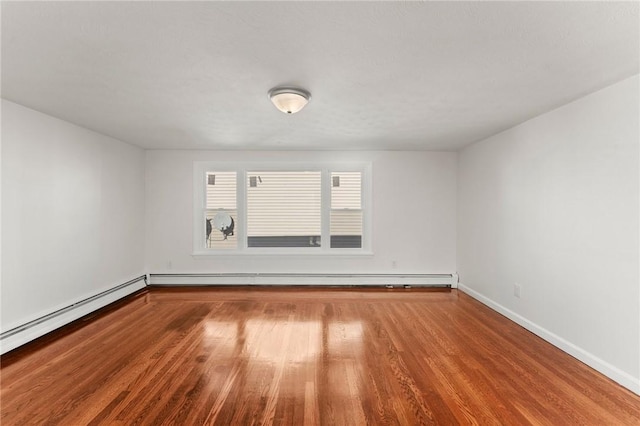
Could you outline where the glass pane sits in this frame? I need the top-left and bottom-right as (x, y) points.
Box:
(330, 172), (362, 248)
(206, 172), (237, 249)
(247, 171), (321, 248)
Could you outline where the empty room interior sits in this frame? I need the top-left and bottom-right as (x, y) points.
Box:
(1, 1), (639, 425)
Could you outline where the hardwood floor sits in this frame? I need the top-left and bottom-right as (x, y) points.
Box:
(1, 287), (639, 425)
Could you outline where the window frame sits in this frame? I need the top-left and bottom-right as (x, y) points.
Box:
(193, 161), (372, 256)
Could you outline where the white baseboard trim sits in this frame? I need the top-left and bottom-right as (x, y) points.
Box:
(0, 275), (147, 354)
(149, 273), (455, 287)
(458, 283), (640, 395)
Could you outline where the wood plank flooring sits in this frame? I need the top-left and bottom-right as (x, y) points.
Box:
(1, 287), (639, 425)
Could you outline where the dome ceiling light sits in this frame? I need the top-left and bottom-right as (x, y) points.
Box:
(268, 87), (311, 114)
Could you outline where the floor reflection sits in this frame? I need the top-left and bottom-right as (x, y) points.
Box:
(244, 319), (322, 363)
(203, 321), (237, 356)
(204, 317), (364, 363)
(201, 312), (365, 408)
(328, 321), (363, 355)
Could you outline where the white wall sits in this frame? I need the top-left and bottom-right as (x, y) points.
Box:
(457, 75), (639, 393)
(1, 100), (146, 331)
(145, 150), (457, 274)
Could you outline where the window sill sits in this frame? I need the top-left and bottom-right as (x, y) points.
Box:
(192, 249), (374, 257)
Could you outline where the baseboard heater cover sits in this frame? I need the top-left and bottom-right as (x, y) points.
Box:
(149, 273), (457, 288)
(0, 275), (147, 354)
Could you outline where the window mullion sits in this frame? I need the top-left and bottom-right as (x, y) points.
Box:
(196, 168), (206, 251)
(321, 168), (331, 250)
(238, 170), (247, 250)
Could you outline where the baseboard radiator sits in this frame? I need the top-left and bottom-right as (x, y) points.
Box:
(148, 273), (458, 288)
(0, 275), (147, 355)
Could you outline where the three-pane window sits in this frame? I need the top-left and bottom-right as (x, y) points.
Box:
(195, 164), (369, 253)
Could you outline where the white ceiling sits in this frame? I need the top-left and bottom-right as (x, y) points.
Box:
(2, 1), (638, 151)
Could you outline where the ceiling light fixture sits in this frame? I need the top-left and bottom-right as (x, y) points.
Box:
(268, 87), (311, 114)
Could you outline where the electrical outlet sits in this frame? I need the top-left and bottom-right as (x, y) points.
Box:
(514, 283), (521, 298)
(391, 260), (397, 269)
(166, 260), (173, 270)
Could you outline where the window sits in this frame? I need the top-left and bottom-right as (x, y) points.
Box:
(205, 172), (237, 249)
(247, 171), (321, 248)
(193, 162), (371, 254)
(330, 172), (362, 248)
